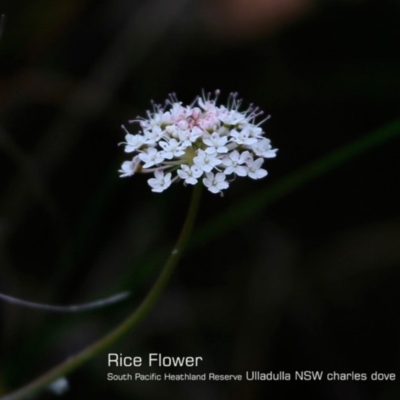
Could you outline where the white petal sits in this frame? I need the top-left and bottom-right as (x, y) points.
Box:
(185, 177), (198, 185)
(235, 166), (247, 176)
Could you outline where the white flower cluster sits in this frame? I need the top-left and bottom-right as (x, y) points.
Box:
(119, 91), (277, 194)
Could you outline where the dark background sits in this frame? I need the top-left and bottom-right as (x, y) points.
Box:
(0, 0), (399, 399)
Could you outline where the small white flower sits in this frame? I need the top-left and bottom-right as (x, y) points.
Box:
(230, 128), (258, 146)
(148, 170), (172, 192)
(159, 138), (185, 159)
(222, 150), (249, 176)
(203, 132), (228, 154)
(246, 125), (264, 139)
(165, 124), (179, 138)
(252, 138), (278, 158)
(143, 125), (164, 145)
(177, 164), (203, 185)
(169, 102), (185, 120)
(139, 147), (165, 168)
(193, 149), (221, 173)
(123, 133), (145, 153)
(178, 126), (202, 143)
(246, 157), (268, 179)
(119, 156), (140, 177)
(218, 106), (246, 125)
(140, 111), (171, 130)
(203, 172), (229, 194)
(198, 97), (218, 112)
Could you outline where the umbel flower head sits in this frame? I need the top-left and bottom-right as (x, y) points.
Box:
(119, 90), (277, 195)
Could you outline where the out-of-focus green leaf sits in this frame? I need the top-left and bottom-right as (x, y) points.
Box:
(192, 118), (400, 248)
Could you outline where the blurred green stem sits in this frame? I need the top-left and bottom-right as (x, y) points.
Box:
(0, 184), (202, 400)
(193, 118), (400, 247)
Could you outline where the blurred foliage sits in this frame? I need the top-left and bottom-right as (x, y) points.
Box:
(0, 0), (399, 399)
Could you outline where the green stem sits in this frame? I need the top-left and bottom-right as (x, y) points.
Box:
(1, 184), (202, 400)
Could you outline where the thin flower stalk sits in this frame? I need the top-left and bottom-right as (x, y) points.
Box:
(0, 291), (130, 312)
(0, 184), (202, 400)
